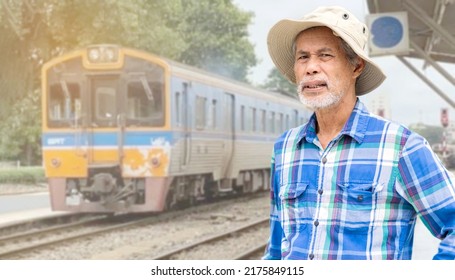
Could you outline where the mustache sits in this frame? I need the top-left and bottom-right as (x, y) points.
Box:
(297, 78), (329, 95)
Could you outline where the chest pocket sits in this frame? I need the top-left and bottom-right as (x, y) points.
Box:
(337, 182), (384, 209)
(278, 182), (313, 233)
(279, 182), (308, 200)
(335, 182), (386, 231)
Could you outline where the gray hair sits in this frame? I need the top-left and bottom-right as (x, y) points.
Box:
(339, 39), (362, 68)
(293, 27), (362, 68)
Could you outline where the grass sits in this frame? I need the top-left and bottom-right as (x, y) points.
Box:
(0, 166), (45, 184)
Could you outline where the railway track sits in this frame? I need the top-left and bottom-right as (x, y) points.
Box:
(0, 213), (104, 237)
(233, 242), (268, 260)
(0, 192), (268, 259)
(0, 214), (157, 259)
(151, 217), (269, 260)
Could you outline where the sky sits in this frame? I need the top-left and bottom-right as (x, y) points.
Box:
(233, 0), (455, 127)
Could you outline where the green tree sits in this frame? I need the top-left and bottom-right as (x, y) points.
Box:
(176, 0), (256, 82)
(408, 123), (443, 146)
(0, 0), (258, 164)
(262, 67), (296, 97)
(0, 89), (41, 164)
(44, 1), (186, 59)
(0, 1), (50, 164)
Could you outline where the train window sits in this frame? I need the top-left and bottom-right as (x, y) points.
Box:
(48, 82), (81, 127)
(210, 99), (217, 129)
(269, 111), (275, 134)
(247, 107), (251, 132)
(195, 96), (207, 129)
(89, 78), (120, 127)
(175, 92), (181, 126)
(96, 87), (116, 120)
(285, 114), (290, 130)
(276, 113), (283, 133)
(294, 110), (299, 127)
(126, 81), (164, 126)
(260, 109), (266, 133)
(240, 105), (245, 131)
(251, 107), (257, 132)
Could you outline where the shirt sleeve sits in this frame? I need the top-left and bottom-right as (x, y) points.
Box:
(397, 132), (455, 260)
(262, 148), (283, 260)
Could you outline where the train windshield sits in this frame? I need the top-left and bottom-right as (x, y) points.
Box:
(126, 78), (164, 126)
(46, 57), (166, 128)
(48, 82), (81, 127)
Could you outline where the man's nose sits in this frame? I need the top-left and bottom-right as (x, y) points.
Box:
(305, 57), (321, 75)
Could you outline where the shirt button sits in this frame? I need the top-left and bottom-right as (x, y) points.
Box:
(309, 254), (314, 260)
(322, 157), (327, 164)
(357, 195), (364, 202)
(314, 220), (319, 226)
(318, 189), (323, 195)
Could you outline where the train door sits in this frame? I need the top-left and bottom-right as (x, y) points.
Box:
(222, 93), (235, 177)
(87, 76), (123, 165)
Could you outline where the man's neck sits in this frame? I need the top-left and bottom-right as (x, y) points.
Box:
(315, 98), (357, 149)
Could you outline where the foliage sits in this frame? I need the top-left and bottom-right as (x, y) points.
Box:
(262, 67), (297, 97)
(176, 0), (256, 82)
(44, 1), (188, 60)
(408, 123), (443, 146)
(0, 0), (257, 164)
(0, 89), (42, 164)
(0, 166), (45, 184)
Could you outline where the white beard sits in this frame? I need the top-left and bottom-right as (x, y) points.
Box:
(297, 80), (343, 111)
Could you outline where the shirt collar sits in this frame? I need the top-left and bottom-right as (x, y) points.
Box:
(298, 99), (370, 145)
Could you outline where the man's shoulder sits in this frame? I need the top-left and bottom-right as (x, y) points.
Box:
(276, 125), (306, 142)
(273, 125), (307, 151)
(366, 112), (412, 136)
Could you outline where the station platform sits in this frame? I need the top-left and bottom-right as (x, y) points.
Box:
(0, 207), (70, 228)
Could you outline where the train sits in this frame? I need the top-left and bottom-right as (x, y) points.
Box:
(41, 44), (310, 213)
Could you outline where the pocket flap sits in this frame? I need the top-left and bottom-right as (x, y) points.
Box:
(279, 182), (309, 200)
(337, 182), (385, 194)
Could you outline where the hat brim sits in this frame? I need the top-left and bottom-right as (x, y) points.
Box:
(267, 19), (386, 96)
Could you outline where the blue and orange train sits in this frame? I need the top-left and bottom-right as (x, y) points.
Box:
(41, 45), (309, 213)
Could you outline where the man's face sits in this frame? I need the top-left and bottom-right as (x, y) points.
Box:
(293, 27), (359, 111)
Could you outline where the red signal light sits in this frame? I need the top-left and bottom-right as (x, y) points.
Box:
(441, 108), (449, 128)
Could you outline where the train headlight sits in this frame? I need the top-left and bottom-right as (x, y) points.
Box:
(105, 48), (116, 61)
(88, 48), (101, 62)
(150, 156), (161, 168)
(51, 158), (61, 168)
(87, 45), (119, 64)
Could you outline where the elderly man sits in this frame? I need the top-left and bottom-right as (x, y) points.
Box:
(263, 6), (455, 260)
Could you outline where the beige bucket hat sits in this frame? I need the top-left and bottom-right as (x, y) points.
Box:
(267, 6), (386, 96)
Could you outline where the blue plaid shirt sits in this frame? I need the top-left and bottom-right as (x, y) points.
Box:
(263, 100), (455, 260)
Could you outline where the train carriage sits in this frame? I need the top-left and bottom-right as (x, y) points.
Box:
(41, 45), (309, 213)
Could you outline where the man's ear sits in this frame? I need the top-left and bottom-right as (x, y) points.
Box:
(353, 59), (365, 79)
